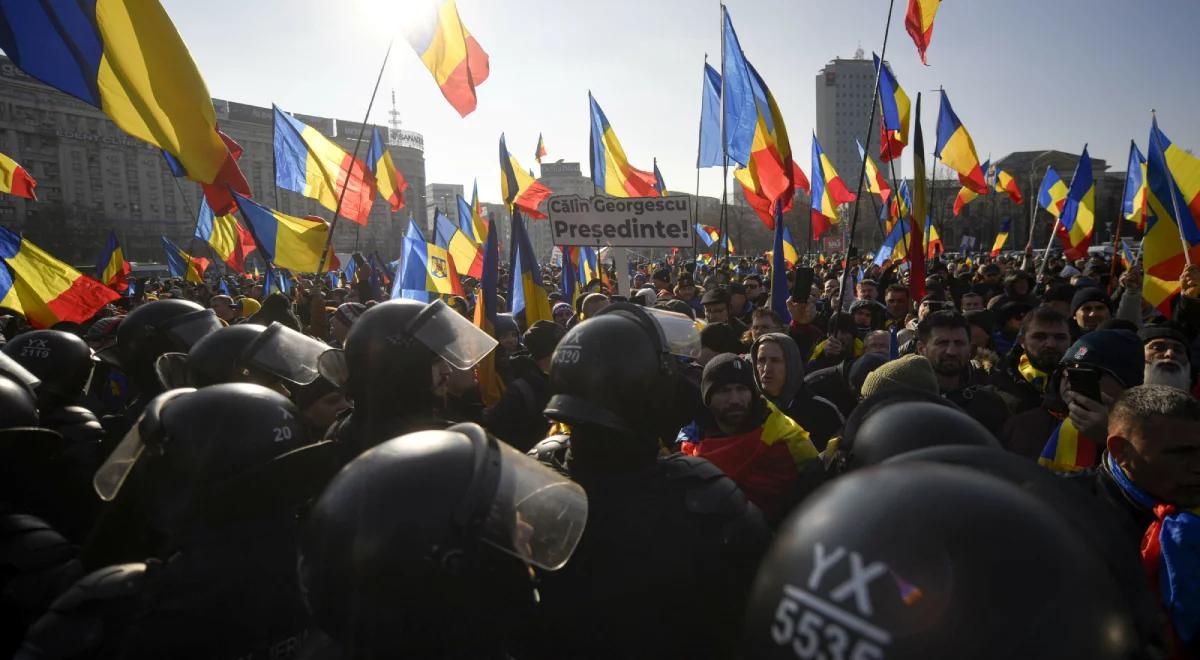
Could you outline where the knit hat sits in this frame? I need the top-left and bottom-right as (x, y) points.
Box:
(523, 320), (565, 360)
(700, 322), (745, 355)
(552, 302), (572, 316)
(1070, 287), (1109, 316)
(1138, 318), (1191, 348)
(701, 353), (757, 405)
(334, 302), (367, 327)
(860, 354), (939, 399)
(1060, 329), (1144, 387)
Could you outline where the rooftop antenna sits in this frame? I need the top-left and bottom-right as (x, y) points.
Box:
(387, 89), (402, 131)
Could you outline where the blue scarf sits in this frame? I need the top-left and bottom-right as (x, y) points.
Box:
(1105, 452), (1200, 643)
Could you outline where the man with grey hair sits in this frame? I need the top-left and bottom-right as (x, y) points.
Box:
(1096, 385), (1200, 651)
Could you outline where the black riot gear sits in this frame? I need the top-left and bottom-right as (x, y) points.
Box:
(744, 462), (1141, 660)
(104, 299), (220, 397)
(544, 303), (679, 439)
(0, 372), (39, 428)
(2, 330), (97, 408)
(298, 422), (586, 658)
(319, 298), (497, 460)
(155, 322), (328, 390)
(829, 392), (999, 473)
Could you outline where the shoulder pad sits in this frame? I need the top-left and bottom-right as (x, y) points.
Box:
(0, 514), (77, 570)
(659, 454), (751, 517)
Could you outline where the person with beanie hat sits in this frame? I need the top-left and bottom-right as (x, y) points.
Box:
(699, 322), (745, 365)
(1000, 329), (1144, 469)
(481, 320), (564, 452)
(327, 302), (366, 348)
(1071, 287), (1112, 337)
(807, 312), (864, 372)
(679, 353), (819, 522)
(860, 354), (940, 400)
(552, 301), (573, 328)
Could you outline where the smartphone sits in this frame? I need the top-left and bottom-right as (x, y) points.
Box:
(791, 267), (815, 304)
(1065, 367), (1102, 402)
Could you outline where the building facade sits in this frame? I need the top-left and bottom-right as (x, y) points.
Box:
(425, 182), (464, 234)
(0, 55), (426, 268)
(815, 49), (888, 191)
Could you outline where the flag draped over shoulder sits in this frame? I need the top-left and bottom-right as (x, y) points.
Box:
(500, 134), (553, 219)
(1055, 145), (1096, 260)
(0, 226), (118, 328)
(905, 0), (941, 65)
(234, 193), (339, 273)
(161, 237), (208, 284)
(810, 134), (855, 239)
(935, 90), (987, 194)
(0, 151), (37, 200)
(368, 127), (408, 212)
(195, 196), (256, 273)
(588, 93), (659, 198)
(95, 230), (130, 293)
(273, 105), (376, 225)
(405, 0), (489, 117)
(1143, 117), (1200, 316)
(0, 0), (248, 213)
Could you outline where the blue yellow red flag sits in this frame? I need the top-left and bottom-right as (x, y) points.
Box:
(953, 159), (987, 216)
(905, 0), (941, 65)
(535, 134), (547, 164)
(908, 92), (928, 301)
(857, 138), (892, 204)
(405, 0), (489, 117)
(95, 230), (130, 293)
(935, 90), (987, 194)
(1038, 166), (1068, 218)
(994, 167), (1022, 204)
(434, 209), (483, 278)
(731, 59), (802, 230)
(368, 127), (408, 212)
(500, 134), (553, 218)
(1142, 117), (1200, 316)
(811, 134), (856, 239)
(925, 216), (943, 259)
(509, 210), (552, 327)
(1038, 418), (1097, 473)
(161, 237), (208, 284)
(0, 0), (247, 213)
(653, 160), (668, 197)
(589, 93), (659, 198)
(0, 226), (118, 327)
(780, 225), (799, 267)
(559, 245), (581, 304)
(991, 218), (1012, 257)
(474, 216), (504, 405)
(697, 62), (724, 169)
(406, 215), (428, 244)
(195, 196), (256, 273)
(0, 151), (37, 200)
(469, 180), (488, 244)
(234, 193), (339, 273)
(1123, 141), (1150, 232)
(394, 237), (464, 301)
(273, 105), (376, 225)
(1056, 145), (1096, 260)
(873, 54), (910, 162)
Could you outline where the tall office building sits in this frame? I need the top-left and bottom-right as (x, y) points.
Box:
(815, 48), (889, 193)
(425, 183), (465, 232)
(0, 56), (426, 266)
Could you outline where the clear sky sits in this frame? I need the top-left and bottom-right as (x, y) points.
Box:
(163, 0), (1200, 203)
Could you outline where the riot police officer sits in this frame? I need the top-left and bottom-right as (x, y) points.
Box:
(21, 384), (336, 660)
(533, 303), (769, 659)
(153, 321), (330, 392)
(319, 298), (497, 465)
(298, 422), (587, 658)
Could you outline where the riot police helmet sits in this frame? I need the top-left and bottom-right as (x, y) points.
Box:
(105, 299), (221, 390)
(2, 329), (98, 407)
(155, 322), (329, 389)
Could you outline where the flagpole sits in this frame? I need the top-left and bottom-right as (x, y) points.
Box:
(1036, 218), (1061, 282)
(316, 40), (394, 275)
(693, 54), (708, 264)
(838, 0), (897, 314)
(718, 3), (730, 265)
(1152, 111), (1194, 267)
(1023, 165), (1039, 271)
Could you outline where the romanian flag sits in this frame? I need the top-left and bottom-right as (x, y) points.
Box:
(470, 180), (488, 244)
(905, 0), (941, 65)
(0, 226), (118, 327)
(1056, 145), (1096, 260)
(874, 54), (910, 162)
(195, 196), (256, 273)
(1038, 166), (1068, 218)
(720, 5), (759, 167)
(935, 90), (987, 194)
(731, 59), (802, 230)
(405, 0), (489, 117)
(653, 160), (668, 197)
(368, 127), (408, 212)
(883, 181), (913, 228)
(94, 230), (130, 293)
(161, 237), (208, 284)
(161, 129), (250, 216)
(857, 138), (892, 204)
(234, 193), (339, 273)
(810, 134), (856, 239)
(737, 161), (810, 231)
(909, 93), (929, 301)
(1038, 417), (1097, 473)
(1143, 117), (1200, 316)
(952, 159), (987, 216)
(406, 214), (428, 244)
(500, 134), (553, 219)
(780, 224), (799, 267)
(474, 216), (504, 405)
(394, 237), (464, 301)
(991, 218), (1012, 257)
(434, 209), (483, 278)
(1123, 141), (1150, 232)
(0, 0), (247, 213)
(559, 244), (581, 304)
(577, 246), (601, 285)
(925, 216), (944, 259)
(695, 224), (734, 255)
(0, 151), (36, 200)
(993, 167), (1022, 204)
(509, 210), (552, 327)
(874, 217), (910, 266)
(769, 206), (792, 324)
(588, 93), (659, 198)
(1120, 241), (1137, 269)
(273, 105), (376, 226)
(456, 195), (480, 246)
(535, 133), (547, 164)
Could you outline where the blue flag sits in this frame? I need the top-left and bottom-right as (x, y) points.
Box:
(697, 62), (724, 168)
(720, 6), (757, 167)
(406, 215), (427, 244)
(770, 204), (791, 324)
